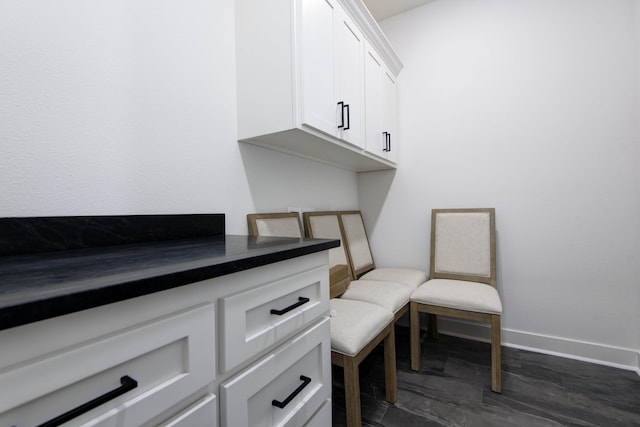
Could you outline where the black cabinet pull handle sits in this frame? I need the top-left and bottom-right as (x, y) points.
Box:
(383, 132), (389, 151)
(344, 103), (350, 130)
(38, 375), (138, 427)
(270, 297), (310, 316)
(337, 101), (345, 128)
(388, 132), (391, 152)
(272, 375), (312, 409)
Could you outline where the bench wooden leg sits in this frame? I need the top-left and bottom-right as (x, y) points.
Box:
(410, 302), (421, 371)
(491, 314), (502, 393)
(383, 324), (397, 403)
(343, 355), (361, 427)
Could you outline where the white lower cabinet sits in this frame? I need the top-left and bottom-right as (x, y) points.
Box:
(0, 304), (215, 427)
(304, 400), (332, 427)
(220, 318), (331, 427)
(219, 265), (329, 373)
(0, 251), (332, 427)
(159, 394), (217, 427)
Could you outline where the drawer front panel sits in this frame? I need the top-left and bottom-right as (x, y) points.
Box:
(0, 304), (215, 427)
(159, 393), (217, 427)
(220, 317), (331, 427)
(219, 265), (329, 372)
(304, 399), (331, 427)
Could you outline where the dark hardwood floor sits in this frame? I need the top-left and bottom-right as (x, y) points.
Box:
(332, 326), (640, 426)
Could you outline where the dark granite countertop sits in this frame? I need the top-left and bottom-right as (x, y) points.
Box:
(0, 234), (339, 332)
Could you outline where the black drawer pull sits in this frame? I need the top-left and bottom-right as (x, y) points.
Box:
(37, 375), (138, 427)
(337, 101), (345, 128)
(270, 297), (310, 316)
(272, 375), (312, 409)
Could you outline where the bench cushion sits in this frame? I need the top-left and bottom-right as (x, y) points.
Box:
(330, 298), (393, 356)
(411, 279), (502, 314)
(340, 280), (411, 313)
(360, 268), (427, 291)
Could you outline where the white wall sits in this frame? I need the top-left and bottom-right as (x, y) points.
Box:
(0, 0), (358, 235)
(360, 0), (640, 370)
(3, 0), (637, 371)
(634, 0), (640, 371)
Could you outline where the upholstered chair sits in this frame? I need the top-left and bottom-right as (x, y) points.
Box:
(338, 211), (428, 291)
(247, 212), (398, 426)
(410, 208), (503, 393)
(247, 212), (303, 238)
(330, 298), (397, 427)
(304, 211), (417, 322)
(247, 212), (349, 298)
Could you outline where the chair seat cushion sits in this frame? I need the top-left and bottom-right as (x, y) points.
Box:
(411, 279), (502, 314)
(360, 268), (428, 291)
(330, 298), (393, 356)
(340, 280), (411, 313)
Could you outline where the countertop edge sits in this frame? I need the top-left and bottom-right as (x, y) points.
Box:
(0, 238), (339, 332)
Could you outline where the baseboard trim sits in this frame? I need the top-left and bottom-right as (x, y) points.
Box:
(431, 318), (640, 373)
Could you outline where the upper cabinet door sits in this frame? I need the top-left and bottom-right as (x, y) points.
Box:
(334, 11), (364, 148)
(300, 0), (339, 138)
(301, 0), (364, 148)
(382, 68), (398, 163)
(364, 42), (384, 158)
(364, 41), (397, 162)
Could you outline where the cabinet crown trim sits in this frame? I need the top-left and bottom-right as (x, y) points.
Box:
(338, 0), (403, 76)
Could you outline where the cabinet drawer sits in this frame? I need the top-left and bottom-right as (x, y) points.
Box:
(219, 265), (329, 372)
(304, 399), (331, 427)
(159, 394), (217, 427)
(0, 304), (215, 427)
(220, 317), (331, 427)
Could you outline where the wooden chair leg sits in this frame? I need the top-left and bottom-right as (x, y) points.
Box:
(343, 356), (361, 427)
(490, 314), (502, 393)
(383, 325), (397, 403)
(410, 302), (421, 371)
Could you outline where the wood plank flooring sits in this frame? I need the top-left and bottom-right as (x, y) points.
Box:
(331, 326), (640, 426)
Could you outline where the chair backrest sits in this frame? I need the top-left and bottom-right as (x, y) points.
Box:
(338, 211), (376, 279)
(303, 211), (351, 273)
(247, 212), (303, 238)
(430, 208), (496, 287)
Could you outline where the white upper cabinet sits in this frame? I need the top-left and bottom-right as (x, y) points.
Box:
(300, 0), (364, 147)
(300, 0), (338, 138)
(382, 66), (398, 163)
(333, 10), (364, 147)
(364, 42), (384, 159)
(235, 0), (402, 172)
(364, 40), (397, 163)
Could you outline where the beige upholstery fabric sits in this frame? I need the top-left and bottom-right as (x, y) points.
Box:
(256, 217), (302, 238)
(330, 298), (393, 356)
(411, 279), (502, 314)
(341, 280), (412, 313)
(360, 268), (427, 291)
(308, 215), (348, 267)
(340, 213), (374, 271)
(434, 212), (491, 277)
